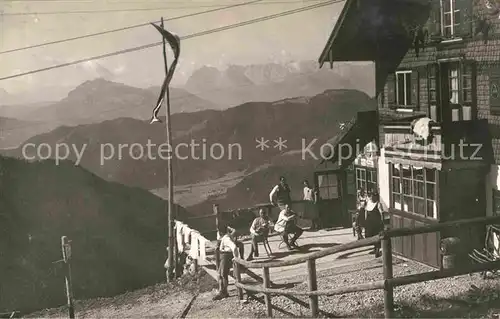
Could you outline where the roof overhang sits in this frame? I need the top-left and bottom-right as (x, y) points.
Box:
(318, 0), (431, 94)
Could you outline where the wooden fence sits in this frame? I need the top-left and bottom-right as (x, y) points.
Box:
(183, 202), (314, 240)
(233, 215), (500, 318)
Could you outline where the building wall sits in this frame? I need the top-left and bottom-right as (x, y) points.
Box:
(487, 164), (500, 216)
(378, 149), (391, 212)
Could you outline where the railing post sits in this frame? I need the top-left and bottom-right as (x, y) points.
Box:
(61, 236), (75, 319)
(214, 204), (221, 270)
(263, 266), (272, 317)
(307, 259), (318, 317)
(382, 235), (394, 318)
(233, 260), (244, 300)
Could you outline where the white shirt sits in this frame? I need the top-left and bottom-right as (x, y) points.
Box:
(250, 217), (271, 235)
(219, 234), (238, 256)
(303, 187), (313, 201)
(274, 209), (295, 233)
(269, 185), (279, 203)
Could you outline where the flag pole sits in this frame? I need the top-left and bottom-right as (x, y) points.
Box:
(160, 16), (175, 283)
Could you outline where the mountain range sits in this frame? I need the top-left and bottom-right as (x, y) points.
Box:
(5, 89), (376, 208)
(184, 61), (374, 107)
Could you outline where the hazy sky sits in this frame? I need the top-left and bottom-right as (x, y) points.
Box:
(0, 0), (343, 94)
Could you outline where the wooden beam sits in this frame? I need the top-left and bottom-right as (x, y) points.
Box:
(236, 279), (385, 296)
(382, 215), (500, 239)
(388, 259), (500, 287)
(234, 235), (380, 268)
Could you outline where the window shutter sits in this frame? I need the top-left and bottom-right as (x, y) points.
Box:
(456, 0), (473, 38)
(490, 64), (500, 115)
(411, 70), (420, 109)
(426, 0), (442, 41)
(427, 63), (439, 121)
(386, 73), (396, 109)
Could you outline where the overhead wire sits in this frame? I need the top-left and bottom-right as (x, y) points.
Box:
(2, 0), (327, 15)
(0, 0), (341, 81)
(0, 0), (267, 54)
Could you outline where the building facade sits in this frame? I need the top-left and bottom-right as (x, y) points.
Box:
(318, 0), (500, 267)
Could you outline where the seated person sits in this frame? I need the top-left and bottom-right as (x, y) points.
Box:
(246, 208), (273, 261)
(274, 204), (303, 250)
(213, 225), (241, 300)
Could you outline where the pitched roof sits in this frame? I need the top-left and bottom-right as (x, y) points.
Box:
(318, 0), (431, 94)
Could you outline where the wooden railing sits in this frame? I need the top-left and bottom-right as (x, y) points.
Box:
(232, 215), (500, 318)
(174, 220), (210, 268)
(184, 201), (314, 240)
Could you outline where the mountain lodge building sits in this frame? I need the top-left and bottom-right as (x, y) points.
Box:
(316, 0), (500, 268)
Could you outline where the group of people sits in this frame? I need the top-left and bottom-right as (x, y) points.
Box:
(213, 176), (307, 300)
(353, 189), (385, 257)
(269, 176), (322, 230)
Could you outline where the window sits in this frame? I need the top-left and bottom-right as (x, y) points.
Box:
(317, 172), (339, 199)
(427, 61), (475, 122)
(437, 0), (473, 40)
(449, 62), (459, 104)
(355, 166), (377, 193)
(390, 164), (438, 219)
(396, 71), (412, 106)
(442, 0), (460, 38)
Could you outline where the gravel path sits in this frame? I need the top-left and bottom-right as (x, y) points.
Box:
(25, 271), (218, 318)
(195, 258), (500, 318)
(24, 259), (500, 318)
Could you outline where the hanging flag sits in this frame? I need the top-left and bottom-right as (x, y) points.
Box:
(150, 23), (181, 124)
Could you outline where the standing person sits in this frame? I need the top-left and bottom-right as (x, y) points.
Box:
(213, 225), (241, 300)
(354, 189), (367, 240)
(313, 185), (322, 228)
(215, 224), (244, 271)
(274, 204), (303, 250)
(246, 209), (272, 261)
(364, 192), (384, 257)
(269, 176), (292, 210)
(303, 180), (319, 230)
(164, 247), (172, 281)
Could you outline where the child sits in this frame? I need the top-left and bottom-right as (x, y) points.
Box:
(213, 225), (240, 300)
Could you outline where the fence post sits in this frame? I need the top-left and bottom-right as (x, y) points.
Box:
(61, 236), (75, 319)
(214, 204), (221, 270)
(307, 259), (318, 317)
(263, 266), (272, 317)
(382, 235), (394, 318)
(233, 261), (244, 300)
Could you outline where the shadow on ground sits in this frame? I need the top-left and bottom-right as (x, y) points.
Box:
(357, 283), (500, 318)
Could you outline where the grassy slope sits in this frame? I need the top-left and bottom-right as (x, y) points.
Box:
(0, 156), (187, 313)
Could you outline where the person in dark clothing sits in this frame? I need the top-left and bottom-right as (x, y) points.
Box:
(364, 192), (384, 257)
(270, 176), (292, 210)
(354, 189), (367, 239)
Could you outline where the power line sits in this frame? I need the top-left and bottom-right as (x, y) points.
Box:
(0, 0), (280, 55)
(2, 0), (328, 15)
(0, 0), (340, 81)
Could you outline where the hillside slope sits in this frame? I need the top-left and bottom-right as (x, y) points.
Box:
(10, 89), (375, 190)
(0, 156), (186, 313)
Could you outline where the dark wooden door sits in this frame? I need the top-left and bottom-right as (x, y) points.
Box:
(315, 170), (348, 228)
(390, 212), (440, 268)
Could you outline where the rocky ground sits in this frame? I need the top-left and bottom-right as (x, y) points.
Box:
(25, 258), (500, 318)
(25, 271), (217, 318)
(194, 258), (500, 318)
